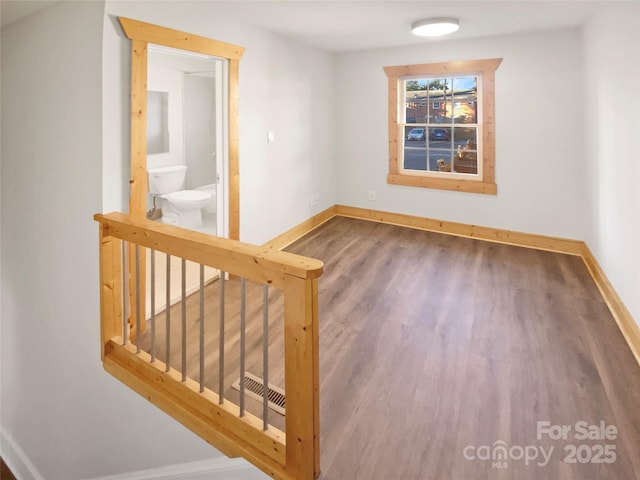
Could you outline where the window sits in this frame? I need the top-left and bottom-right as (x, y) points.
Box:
(384, 58), (502, 194)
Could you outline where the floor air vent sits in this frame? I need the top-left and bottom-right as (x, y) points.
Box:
(231, 372), (286, 415)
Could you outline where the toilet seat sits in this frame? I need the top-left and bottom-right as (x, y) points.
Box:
(166, 190), (210, 202)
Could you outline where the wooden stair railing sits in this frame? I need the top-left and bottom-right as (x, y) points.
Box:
(95, 212), (322, 480)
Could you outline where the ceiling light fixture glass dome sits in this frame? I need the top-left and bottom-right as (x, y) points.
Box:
(411, 17), (460, 37)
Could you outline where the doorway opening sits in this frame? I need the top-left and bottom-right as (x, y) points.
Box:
(146, 44), (228, 239)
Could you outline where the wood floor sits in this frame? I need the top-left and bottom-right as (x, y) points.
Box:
(286, 217), (640, 480)
(139, 216), (640, 479)
(1, 458), (17, 480)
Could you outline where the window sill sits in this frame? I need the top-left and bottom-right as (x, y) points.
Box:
(387, 173), (497, 195)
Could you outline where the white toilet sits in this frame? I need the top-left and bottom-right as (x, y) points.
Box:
(194, 183), (217, 215)
(148, 165), (211, 229)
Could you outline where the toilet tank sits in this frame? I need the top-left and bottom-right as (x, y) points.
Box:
(148, 165), (187, 194)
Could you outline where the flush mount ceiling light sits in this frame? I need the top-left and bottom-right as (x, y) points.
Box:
(411, 17), (460, 37)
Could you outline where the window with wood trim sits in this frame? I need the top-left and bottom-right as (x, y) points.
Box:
(384, 58), (502, 194)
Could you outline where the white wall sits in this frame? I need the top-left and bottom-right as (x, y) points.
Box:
(147, 62), (185, 170)
(1, 2), (221, 479)
(336, 28), (588, 240)
(103, 1), (337, 245)
(184, 74), (217, 190)
(583, 3), (640, 323)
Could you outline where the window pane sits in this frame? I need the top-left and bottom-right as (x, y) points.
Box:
(453, 127), (477, 151)
(452, 77), (477, 124)
(428, 127), (451, 147)
(426, 78), (445, 123)
(404, 126), (427, 170)
(405, 80), (428, 123)
(452, 127), (478, 174)
(452, 150), (478, 174)
(429, 150), (453, 172)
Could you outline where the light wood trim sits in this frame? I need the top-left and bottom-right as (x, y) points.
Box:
(95, 213), (323, 287)
(118, 17), (245, 60)
(481, 63), (499, 184)
(129, 39), (148, 218)
(384, 58), (502, 195)
(228, 59), (241, 241)
(334, 205), (584, 255)
(127, 39), (148, 333)
(310, 278), (320, 477)
(581, 246), (640, 366)
(383, 58), (502, 78)
(104, 340), (289, 473)
(387, 173), (497, 194)
(387, 76), (399, 175)
(98, 224), (123, 359)
(263, 206), (338, 250)
(284, 277), (320, 480)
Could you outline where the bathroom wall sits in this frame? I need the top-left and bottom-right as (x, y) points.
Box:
(184, 73), (217, 190)
(147, 59), (185, 171)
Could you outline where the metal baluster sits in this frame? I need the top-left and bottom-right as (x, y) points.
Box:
(199, 264), (205, 393)
(150, 250), (156, 362)
(262, 285), (269, 430)
(218, 271), (225, 404)
(135, 245), (141, 354)
(239, 277), (246, 416)
(181, 259), (187, 382)
(165, 254), (171, 372)
(122, 241), (129, 345)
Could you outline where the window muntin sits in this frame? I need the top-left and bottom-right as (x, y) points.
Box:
(384, 58), (502, 195)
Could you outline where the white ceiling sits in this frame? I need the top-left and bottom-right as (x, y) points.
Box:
(1, 0), (603, 52)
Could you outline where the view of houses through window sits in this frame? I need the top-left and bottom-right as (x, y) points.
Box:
(403, 75), (480, 175)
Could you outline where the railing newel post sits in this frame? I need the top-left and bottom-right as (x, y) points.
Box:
(283, 275), (320, 480)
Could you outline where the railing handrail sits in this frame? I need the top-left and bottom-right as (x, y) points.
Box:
(95, 212), (323, 287)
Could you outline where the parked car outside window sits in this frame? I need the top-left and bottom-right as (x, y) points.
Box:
(407, 127), (426, 141)
(429, 128), (450, 141)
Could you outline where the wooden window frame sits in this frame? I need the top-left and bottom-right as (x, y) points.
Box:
(384, 58), (502, 195)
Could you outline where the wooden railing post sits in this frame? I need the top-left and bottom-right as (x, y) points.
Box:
(284, 275), (320, 480)
(98, 224), (123, 359)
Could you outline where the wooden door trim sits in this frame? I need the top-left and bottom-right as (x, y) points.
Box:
(118, 16), (244, 240)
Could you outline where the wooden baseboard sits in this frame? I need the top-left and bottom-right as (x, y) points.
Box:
(580, 245), (640, 366)
(262, 206), (337, 250)
(265, 204), (640, 367)
(334, 205), (585, 255)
